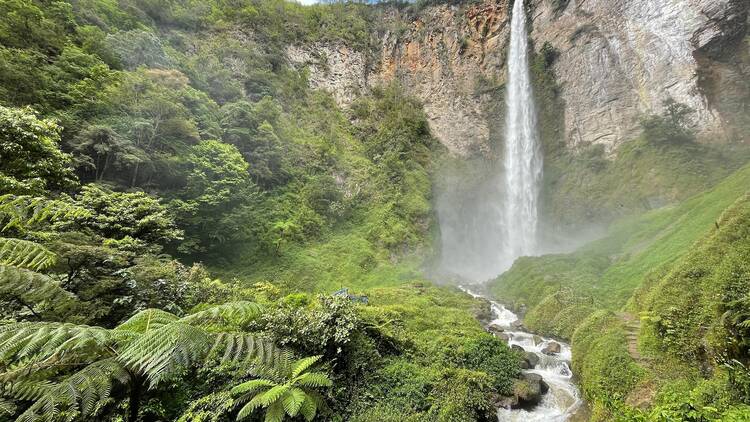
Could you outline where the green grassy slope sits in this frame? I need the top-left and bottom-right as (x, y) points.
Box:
(490, 163), (750, 420)
(490, 163), (750, 338)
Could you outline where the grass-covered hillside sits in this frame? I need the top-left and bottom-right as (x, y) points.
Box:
(0, 1), (530, 421)
(490, 162), (750, 419)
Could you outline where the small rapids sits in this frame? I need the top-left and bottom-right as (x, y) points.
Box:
(463, 288), (583, 421)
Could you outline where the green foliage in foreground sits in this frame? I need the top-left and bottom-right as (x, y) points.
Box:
(232, 354), (331, 422)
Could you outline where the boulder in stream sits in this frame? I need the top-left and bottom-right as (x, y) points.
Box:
(524, 351), (539, 369)
(488, 323), (505, 334)
(542, 341), (561, 355)
(510, 373), (549, 409)
(496, 332), (510, 342)
(511, 344), (524, 352)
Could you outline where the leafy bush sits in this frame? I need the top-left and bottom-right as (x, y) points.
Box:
(0, 106), (77, 195)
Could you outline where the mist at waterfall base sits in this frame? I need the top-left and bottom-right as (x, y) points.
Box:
(434, 0), (542, 283)
(433, 158), (604, 282)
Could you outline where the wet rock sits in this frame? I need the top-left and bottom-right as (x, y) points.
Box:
(492, 393), (518, 409)
(540, 378), (550, 395)
(474, 298), (494, 325)
(511, 373), (548, 409)
(524, 352), (539, 369)
(488, 323), (505, 334)
(511, 344), (524, 352)
(511, 320), (525, 330)
(533, 335), (543, 345)
(542, 341), (561, 355)
(496, 332), (510, 342)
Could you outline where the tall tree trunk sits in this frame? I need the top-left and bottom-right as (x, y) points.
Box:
(129, 377), (142, 422)
(131, 162), (140, 188)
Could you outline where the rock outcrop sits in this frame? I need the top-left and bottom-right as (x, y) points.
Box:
(287, 0), (748, 155)
(530, 0), (748, 153)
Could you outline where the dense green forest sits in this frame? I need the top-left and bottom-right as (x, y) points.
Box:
(0, 0), (526, 421)
(2, 0), (750, 421)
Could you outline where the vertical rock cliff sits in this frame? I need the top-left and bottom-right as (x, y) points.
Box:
(287, 0), (748, 156)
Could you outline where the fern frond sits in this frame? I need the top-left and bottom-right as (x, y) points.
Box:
(118, 322), (211, 386)
(298, 394), (318, 422)
(231, 379), (276, 396)
(264, 401), (284, 422)
(236, 394), (265, 421)
(1, 379), (54, 401)
(291, 356), (322, 379)
(294, 372), (332, 388)
(13, 358), (129, 422)
(181, 301), (264, 328)
(0, 322), (122, 377)
(0, 238), (56, 270)
(210, 333), (279, 366)
(256, 385), (289, 407)
(0, 195), (90, 232)
(116, 309), (180, 333)
(0, 398), (15, 416)
(280, 387), (306, 417)
(0, 265), (75, 312)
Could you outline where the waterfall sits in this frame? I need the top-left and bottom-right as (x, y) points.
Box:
(503, 0), (542, 262)
(433, 0), (542, 281)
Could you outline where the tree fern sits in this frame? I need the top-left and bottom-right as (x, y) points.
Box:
(0, 238), (56, 270)
(0, 195), (89, 232)
(10, 359), (130, 422)
(0, 265), (75, 317)
(181, 301), (264, 328)
(0, 302), (277, 421)
(232, 354), (331, 422)
(118, 322), (212, 386)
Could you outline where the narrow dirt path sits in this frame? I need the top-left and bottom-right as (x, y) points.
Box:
(617, 312), (641, 361)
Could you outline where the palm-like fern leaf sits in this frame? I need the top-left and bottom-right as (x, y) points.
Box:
(116, 308), (180, 333)
(298, 394), (320, 422)
(118, 322), (212, 386)
(293, 372), (332, 388)
(233, 354), (330, 422)
(0, 195), (89, 232)
(0, 265), (75, 314)
(264, 401), (284, 422)
(180, 301), (264, 327)
(0, 238), (56, 270)
(210, 333), (281, 368)
(290, 356), (321, 379)
(13, 358), (130, 422)
(231, 379), (276, 396)
(0, 398), (16, 416)
(280, 387), (306, 417)
(0, 322), (124, 381)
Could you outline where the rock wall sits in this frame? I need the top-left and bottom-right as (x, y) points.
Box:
(530, 0), (748, 153)
(287, 0), (749, 156)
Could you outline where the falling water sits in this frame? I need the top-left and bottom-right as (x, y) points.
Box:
(434, 0), (544, 280)
(503, 0), (542, 260)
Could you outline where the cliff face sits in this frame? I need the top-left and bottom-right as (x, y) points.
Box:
(287, 0), (749, 156)
(530, 0), (748, 153)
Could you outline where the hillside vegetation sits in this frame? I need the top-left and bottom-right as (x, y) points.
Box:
(491, 161), (750, 419)
(0, 1), (527, 421)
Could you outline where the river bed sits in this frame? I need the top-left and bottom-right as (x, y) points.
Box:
(462, 287), (583, 421)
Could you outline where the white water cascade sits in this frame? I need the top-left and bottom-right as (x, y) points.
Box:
(433, 0), (544, 281)
(503, 0), (542, 261)
(462, 288), (583, 421)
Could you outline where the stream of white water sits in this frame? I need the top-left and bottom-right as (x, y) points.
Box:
(463, 288), (583, 421)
